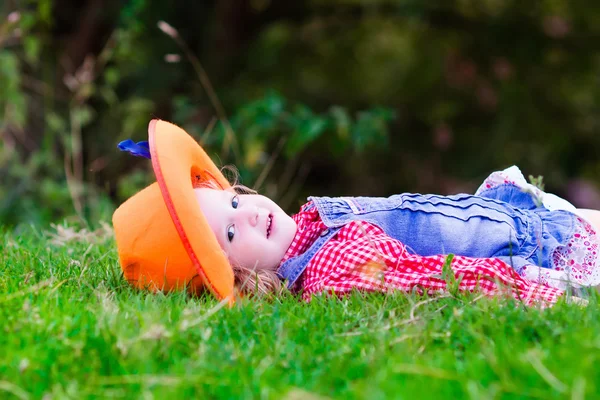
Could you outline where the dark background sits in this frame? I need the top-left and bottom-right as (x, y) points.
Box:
(2, 0), (600, 227)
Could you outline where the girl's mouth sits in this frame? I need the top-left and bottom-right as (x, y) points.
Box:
(266, 214), (273, 238)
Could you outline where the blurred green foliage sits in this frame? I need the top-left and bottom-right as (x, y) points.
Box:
(1, 0), (600, 227)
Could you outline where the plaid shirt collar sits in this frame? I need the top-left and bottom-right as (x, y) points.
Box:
(279, 201), (327, 266)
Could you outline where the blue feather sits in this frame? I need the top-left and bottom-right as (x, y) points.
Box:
(117, 139), (151, 159)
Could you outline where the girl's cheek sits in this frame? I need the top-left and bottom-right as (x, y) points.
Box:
(235, 241), (257, 260)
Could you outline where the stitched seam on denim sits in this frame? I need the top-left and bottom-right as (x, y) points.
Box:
(352, 196), (402, 214)
(341, 197), (361, 214)
(400, 196), (530, 237)
(312, 197), (341, 228)
(521, 212), (540, 262)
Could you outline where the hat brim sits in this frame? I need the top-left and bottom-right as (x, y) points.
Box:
(148, 119), (234, 302)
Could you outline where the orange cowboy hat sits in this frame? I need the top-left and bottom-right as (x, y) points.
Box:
(112, 119), (235, 302)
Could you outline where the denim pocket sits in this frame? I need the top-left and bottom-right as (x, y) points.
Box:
(340, 195), (404, 215)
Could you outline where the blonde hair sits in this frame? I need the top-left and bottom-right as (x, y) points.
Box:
(233, 264), (282, 296)
(196, 166), (283, 297)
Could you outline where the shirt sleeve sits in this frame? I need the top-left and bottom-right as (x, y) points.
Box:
(301, 222), (565, 307)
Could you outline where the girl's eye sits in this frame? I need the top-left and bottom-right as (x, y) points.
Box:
(231, 195), (239, 209)
(227, 225), (235, 242)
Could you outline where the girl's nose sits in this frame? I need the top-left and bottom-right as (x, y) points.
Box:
(240, 206), (259, 227)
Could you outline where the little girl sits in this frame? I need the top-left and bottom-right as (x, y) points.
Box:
(114, 120), (600, 306)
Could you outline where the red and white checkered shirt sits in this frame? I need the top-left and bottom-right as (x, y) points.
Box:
(280, 201), (565, 306)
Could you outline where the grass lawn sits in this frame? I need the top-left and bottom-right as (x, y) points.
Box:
(1, 223), (599, 400)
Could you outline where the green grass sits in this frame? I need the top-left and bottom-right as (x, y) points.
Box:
(1, 223), (599, 400)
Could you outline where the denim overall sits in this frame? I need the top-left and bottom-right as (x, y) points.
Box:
(277, 183), (577, 288)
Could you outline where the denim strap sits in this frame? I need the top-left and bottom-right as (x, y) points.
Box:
(277, 227), (340, 288)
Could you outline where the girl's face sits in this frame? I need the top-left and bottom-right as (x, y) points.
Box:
(194, 188), (297, 272)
